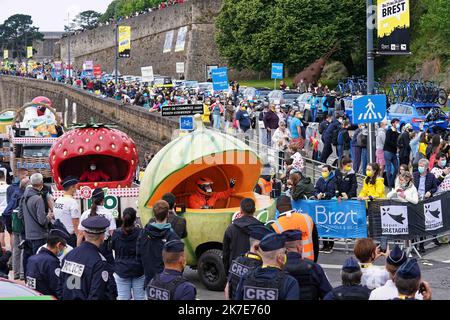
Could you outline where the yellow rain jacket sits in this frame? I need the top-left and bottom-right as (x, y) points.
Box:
(359, 177), (385, 199)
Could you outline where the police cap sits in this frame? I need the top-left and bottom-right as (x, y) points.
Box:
(259, 233), (286, 252)
(164, 240), (184, 253)
(248, 224), (273, 241)
(81, 215), (110, 234)
(92, 188), (105, 200)
(396, 258), (421, 279)
(386, 245), (407, 267)
(282, 230), (302, 242)
(49, 228), (71, 242)
(61, 176), (78, 189)
(342, 257), (360, 272)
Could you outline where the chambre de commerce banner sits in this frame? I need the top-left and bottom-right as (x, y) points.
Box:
(291, 193), (450, 240)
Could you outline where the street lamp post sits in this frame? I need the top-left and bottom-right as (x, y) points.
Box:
(115, 21), (119, 85)
(367, 0), (376, 163)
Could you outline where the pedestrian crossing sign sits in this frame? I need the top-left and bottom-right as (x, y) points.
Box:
(353, 95), (387, 124)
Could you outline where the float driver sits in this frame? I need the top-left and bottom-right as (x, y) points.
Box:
(188, 177), (236, 209)
(79, 162), (110, 183)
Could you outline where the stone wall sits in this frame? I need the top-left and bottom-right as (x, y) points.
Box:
(0, 76), (178, 162)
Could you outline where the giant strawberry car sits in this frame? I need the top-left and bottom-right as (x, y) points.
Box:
(138, 115), (276, 291)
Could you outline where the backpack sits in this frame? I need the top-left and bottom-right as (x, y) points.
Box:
(11, 208), (24, 234)
(357, 132), (367, 147)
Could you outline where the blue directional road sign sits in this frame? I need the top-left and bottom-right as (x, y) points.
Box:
(353, 95), (387, 124)
(271, 63), (283, 80)
(211, 67), (229, 91)
(179, 116), (194, 131)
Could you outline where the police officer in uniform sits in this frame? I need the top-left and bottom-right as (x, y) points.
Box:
(25, 229), (69, 297)
(225, 224), (273, 300)
(392, 258), (432, 300)
(147, 240), (196, 300)
(235, 233), (299, 300)
(324, 257), (371, 300)
(60, 216), (117, 300)
(282, 230), (332, 300)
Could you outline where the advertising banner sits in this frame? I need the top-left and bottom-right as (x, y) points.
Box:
(141, 66), (154, 82)
(271, 63), (283, 80)
(367, 192), (450, 240)
(163, 30), (174, 53)
(83, 60), (93, 71)
(3, 50), (8, 60)
(175, 26), (188, 52)
(291, 200), (368, 239)
(377, 0), (410, 54)
(27, 46), (33, 59)
(162, 104), (204, 117)
(176, 62), (185, 74)
(211, 67), (229, 91)
(93, 65), (102, 77)
(118, 26), (131, 58)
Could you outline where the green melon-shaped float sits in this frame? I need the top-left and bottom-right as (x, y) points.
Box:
(138, 115), (276, 273)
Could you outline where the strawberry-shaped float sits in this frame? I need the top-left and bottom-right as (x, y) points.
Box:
(49, 122), (138, 190)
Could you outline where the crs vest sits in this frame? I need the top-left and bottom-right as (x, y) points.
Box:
(242, 269), (286, 300)
(228, 254), (262, 300)
(147, 274), (188, 300)
(272, 211), (315, 261)
(331, 286), (370, 300)
(284, 260), (319, 300)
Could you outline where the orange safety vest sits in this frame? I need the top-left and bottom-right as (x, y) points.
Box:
(271, 210), (315, 261)
(258, 178), (272, 196)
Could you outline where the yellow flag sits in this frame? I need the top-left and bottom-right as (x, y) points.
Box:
(377, 0), (410, 53)
(3, 50), (8, 60)
(118, 26), (131, 58)
(27, 46), (33, 59)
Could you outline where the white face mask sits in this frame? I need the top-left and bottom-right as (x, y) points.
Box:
(90, 165), (96, 171)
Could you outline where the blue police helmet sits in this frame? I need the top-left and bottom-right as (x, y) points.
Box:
(92, 188), (105, 200)
(247, 224), (274, 241)
(61, 176), (78, 189)
(282, 230), (302, 242)
(342, 257), (360, 273)
(81, 216), (110, 234)
(396, 258), (421, 279)
(164, 240), (184, 253)
(386, 245), (407, 267)
(259, 233), (286, 252)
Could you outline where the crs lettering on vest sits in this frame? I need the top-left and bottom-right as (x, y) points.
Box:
(147, 285), (170, 300)
(230, 261), (250, 277)
(61, 260), (85, 277)
(26, 276), (36, 290)
(243, 286), (278, 300)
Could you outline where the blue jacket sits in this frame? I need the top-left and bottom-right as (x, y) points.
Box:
(136, 222), (180, 286)
(413, 172), (438, 196)
(313, 173), (337, 199)
(321, 96), (328, 113)
(60, 241), (117, 300)
(111, 227), (144, 279)
(25, 247), (61, 297)
(235, 266), (299, 300)
(3, 183), (23, 216)
(285, 252), (332, 299)
(323, 285), (371, 300)
(148, 269), (196, 300)
(322, 120), (340, 144)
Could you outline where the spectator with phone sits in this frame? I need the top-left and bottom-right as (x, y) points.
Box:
(387, 172), (419, 204)
(353, 238), (390, 290)
(370, 245), (423, 300)
(392, 258), (432, 300)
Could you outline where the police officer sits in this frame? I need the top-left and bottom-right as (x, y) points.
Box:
(60, 216), (117, 300)
(235, 233), (299, 300)
(25, 229), (69, 297)
(225, 224), (273, 300)
(324, 257), (371, 300)
(147, 240), (196, 300)
(392, 258), (432, 300)
(282, 230), (332, 300)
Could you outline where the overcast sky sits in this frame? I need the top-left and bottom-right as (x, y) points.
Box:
(0, 0), (111, 31)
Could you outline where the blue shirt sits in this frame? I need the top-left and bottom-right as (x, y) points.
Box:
(235, 109), (251, 129)
(290, 118), (303, 139)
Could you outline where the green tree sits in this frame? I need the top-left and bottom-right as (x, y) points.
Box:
(0, 14), (43, 60)
(100, 0), (167, 22)
(215, 0), (366, 75)
(73, 10), (102, 30)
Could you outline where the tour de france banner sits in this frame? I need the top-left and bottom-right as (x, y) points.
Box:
(368, 192), (450, 240)
(377, 0), (410, 54)
(291, 200), (368, 238)
(118, 26), (131, 58)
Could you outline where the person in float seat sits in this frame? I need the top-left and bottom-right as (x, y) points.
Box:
(79, 162), (110, 183)
(187, 177), (236, 209)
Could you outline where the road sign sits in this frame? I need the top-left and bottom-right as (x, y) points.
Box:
(162, 104), (204, 117)
(271, 63), (283, 79)
(211, 67), (229, 91)
(353, 94), (387, 124)
(179, 116), (194, 131)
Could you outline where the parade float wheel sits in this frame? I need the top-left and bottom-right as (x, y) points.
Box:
(197, 249), (227, 291)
